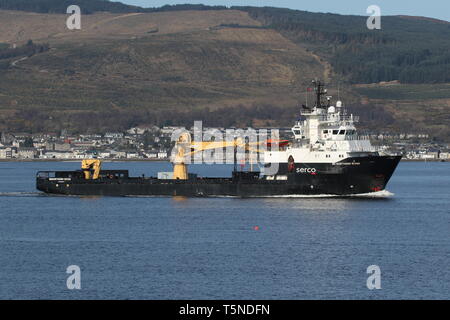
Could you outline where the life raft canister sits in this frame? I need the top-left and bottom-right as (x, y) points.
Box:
(288, 156), (295, 172)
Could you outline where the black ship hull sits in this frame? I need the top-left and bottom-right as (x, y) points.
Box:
(36, 156), (401, 197)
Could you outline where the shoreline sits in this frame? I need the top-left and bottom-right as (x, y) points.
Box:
(0, 158), (446, 163)
(0, 158), (169, 162)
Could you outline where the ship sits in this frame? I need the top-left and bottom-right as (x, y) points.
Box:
(36, 80), (401, 197)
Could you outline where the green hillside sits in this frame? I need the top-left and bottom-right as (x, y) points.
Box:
(0, 2), (449, 140)
(0, 0), (226, 14)
(238, 7), (450, 84)
(2, 2), (449, 85)
(0, 10), (323, 133)
(354, 83), (450, 101)
(0, 0), (142, 13)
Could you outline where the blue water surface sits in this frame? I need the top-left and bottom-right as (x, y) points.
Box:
(0, 161), (448, 299)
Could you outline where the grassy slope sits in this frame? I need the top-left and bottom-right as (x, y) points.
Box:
(0, 10), (258, 43)
(354, 84), (450, 138)
(241, 7), (450, 84)
(0, 10), (323, 132)
(0, 8), (448, 140)
(239, 7), (450, 139)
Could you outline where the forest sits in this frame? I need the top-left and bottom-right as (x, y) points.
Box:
(2, 2), (449, 84)
(0, 0), (227, 14)
(0, 41), (50, 69)
(5, 101), (395, 135)
(238, 7), (450, 84)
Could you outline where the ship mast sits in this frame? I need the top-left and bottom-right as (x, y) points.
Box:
(312, 80), (327, 109)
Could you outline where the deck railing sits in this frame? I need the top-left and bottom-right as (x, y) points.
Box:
(319, 115), (359, 123)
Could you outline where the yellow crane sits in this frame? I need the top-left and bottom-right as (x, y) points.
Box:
(172, 133), (267, 180)
(79, 136), (286, 181)
(81, 159), (102, 180)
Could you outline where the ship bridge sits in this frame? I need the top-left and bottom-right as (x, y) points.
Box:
(265, 80), (377, 165)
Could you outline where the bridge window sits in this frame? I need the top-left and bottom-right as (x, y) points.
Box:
(332, 130), (339, 135)
(323, 130), (329, 134)
(339, 130), (345, 135)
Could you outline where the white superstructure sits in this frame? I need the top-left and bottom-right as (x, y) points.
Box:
(265, 81), (378, 164)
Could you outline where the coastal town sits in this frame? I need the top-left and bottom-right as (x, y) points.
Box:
(0, 125), (449, 161)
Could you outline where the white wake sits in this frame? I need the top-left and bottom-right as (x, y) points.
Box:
(249, 190), (395, 199)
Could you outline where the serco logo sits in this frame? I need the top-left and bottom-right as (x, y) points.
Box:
(296, 167), (317, 174)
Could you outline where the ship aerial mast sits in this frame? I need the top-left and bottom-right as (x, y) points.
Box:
(312, 79), (327, 109)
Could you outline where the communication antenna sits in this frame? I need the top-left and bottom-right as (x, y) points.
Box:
(305, 88), (308, 107)
(337, 81), (340, 101)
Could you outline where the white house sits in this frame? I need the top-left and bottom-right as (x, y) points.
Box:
(0, 147), (16, 159)
(157, 151), (168, 159)
(17, 148), (37, 159)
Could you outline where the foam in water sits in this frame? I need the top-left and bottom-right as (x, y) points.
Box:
(250, 190), (395, 198)
(126, 190), (395, 199)
(0, 192), (42, 197)
(1, 190), (395, 199)
(347, 190), (394, 198)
